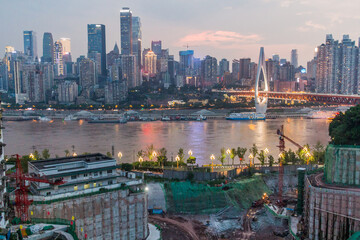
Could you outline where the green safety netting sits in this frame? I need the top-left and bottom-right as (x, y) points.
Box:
(165, 176), (271, 214)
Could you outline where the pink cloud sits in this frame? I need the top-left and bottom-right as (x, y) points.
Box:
(177, 31), (262, 47)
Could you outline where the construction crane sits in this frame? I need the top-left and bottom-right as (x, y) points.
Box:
(276, 125), (311, 205)
(8, 154), (65, 222)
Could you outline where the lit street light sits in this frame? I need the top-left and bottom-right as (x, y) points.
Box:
(226, 148), (231, 165)
(139, 156), (143, 167)
(152, 151), (157, 159)
(249, 153), (254, 167)
(188, 150), (193, 156)
(210, 154), (215, 172)
(29, 153), (35, 160)
(264, 148), (269, 154)
(175, 155), (180, 169)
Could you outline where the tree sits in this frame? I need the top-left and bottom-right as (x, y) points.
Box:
(137, 150), (145, 159)
(313, 142), (325, 164)
(230, 148), (236, 165)
(257, 150), (266, 166)
(219, 147), (226, 165)
(283, 149), (299, 165)
(64, 150), (70, 157)
(157, 148), (168, 167)
(237, 147), (247, 167)
(33, 150), (41, 160)
(146, 144), (156, 161)
(250, 144), (258, 159)
(121, 163), (133, 172)
(268, 155), (275, 167)
(329, 105), (360, 145)
(178, 148), (185, 163)
(42, 149), (50, 160)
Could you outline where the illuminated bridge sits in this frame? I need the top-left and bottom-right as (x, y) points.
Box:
(214, 90), (360, 105)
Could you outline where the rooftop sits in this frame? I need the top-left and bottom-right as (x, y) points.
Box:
(30, 153), (114, 170)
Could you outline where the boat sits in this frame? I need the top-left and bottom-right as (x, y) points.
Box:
(38, 116), (52, 122)
(196, 115), (207, 121)
(161, 116), (171, 121)
(64, 115), (78, 121)
(307, 111), (337, 120)
(226, 112), (266, 120)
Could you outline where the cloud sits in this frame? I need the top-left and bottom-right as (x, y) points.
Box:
(296, 11), (312, 16)
(177, 31), (262, 48)
(298, 21), (326, 32)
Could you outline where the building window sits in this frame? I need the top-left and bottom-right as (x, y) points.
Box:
(46, 192), (51, 196)
(99, 171), (102, 176)
(93, 172), (98, 177)
(107, 170), (112, 174)
(108, 180), (113, 185)
(71, 175), (77, 180)
(84, 174), (88, 177)
(93, 183), (97, 187)
(84, 184), (90, 190)
(74, 185), (78, 191)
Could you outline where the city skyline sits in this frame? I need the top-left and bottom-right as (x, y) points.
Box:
(2, 0), (360, 66)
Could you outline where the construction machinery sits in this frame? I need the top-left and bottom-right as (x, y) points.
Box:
(276, 125), (311, 205)
(8, 154), (65, 222)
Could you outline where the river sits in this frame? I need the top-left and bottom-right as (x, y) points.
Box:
(3, 118), (330, 165)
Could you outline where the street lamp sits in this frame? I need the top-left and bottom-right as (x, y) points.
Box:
(118, 152), (123, 159)
(188, 150), (193, 156)
(249, 153), (254, 167)
(139, 156), (143, 167)
(175, 155), (180, 169)
(72, 152), (77, 157)
(29, 153), (35, 160)
(152, 151), (157, 159)
(264, 148), (269, 154)
(210, 154), (215, 172)
(226, 148), (231, 166)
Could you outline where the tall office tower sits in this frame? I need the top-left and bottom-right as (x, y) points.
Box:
(0, 63), (8, 91)
(42, 32), (54, 63)
(239, 58), (251, 79)
(218, 58), (229, 76)
(339, 35), (358, 94)
(142, 48), (150, 67)
(79, 58), (96, 98)
(40, 63), (54, 93)
(107, 43), (120, 67)
(291, 49), (298, 68)
(23, 31), (37, 59)
(151, 41), (162, 56)
(144, 50), (157, 75)
(179, 50), (194, 76)
(59, 38), (71, 54)
(201, 55), (218, 87)
(87, 24), (106, 76)
(316, 34), (339, 93)
(53, 41), (64, 76)
(272, 54), (280, 62)
(117, 55), (136, 88)
(167, 55), (176, 85)
(88, 51), (101, 77)
(120, 7), (132, 55)
(132, 16), (142, 86)
(232, 59), (240, 81)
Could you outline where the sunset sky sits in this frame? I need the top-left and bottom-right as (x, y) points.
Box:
(1, 0), (360, 66)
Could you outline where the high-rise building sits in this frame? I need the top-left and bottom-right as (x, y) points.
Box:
(132, 16), (142, 86)
(54, 41), (64, 76)
(0, 63), (8, 91)
(42, 32), (53, 63)
(291, 49), (298, 68)
(201, 55), (217, 87)
(23, 31), (37, 59)
(142, 48), (150, 67)
(87, 24), (106, 76)
(179, 50), (194, 76)
(79, 58), (96, 98)
(151, 41), (162, 56)
(167, 55), (176, 86)
(339, 35), (358, 95)
(218, 58), (229, 76)
(58, 81), (78, 103)
(107, 43), (120, 67)
(59, 38), (71, 54)
(239, 58), (251, 79)
(272, 54), (280, 62)
(144, 50), (157, 75)
(232, 59), (240, 81)
(22, 64), (45, 103)
(120, 7), (132, 55)
(117, 55), (136, 88)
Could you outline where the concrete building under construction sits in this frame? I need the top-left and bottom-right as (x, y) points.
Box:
(0, 100), (8, 233)
(304, 145), (360, 240)
(19, 154), (148, 240)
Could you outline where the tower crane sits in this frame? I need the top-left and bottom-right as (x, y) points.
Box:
(276, 125), (311, 204)
(8, 154), (65, 222)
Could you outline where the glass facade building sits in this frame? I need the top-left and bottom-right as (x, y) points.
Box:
(87, 24), (106, 76)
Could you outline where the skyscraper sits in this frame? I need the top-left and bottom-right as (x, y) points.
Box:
(201, 55), (218, 87)
(23, 31), (37, 59)
(291, 49), (298, 68)
(117, 55), (136, 88)
(79, 58), (96, 97)
(87, 24), (106, 76)
(42, 32), (53, 63)
(144, 51), (157, 75)
(151, 41), (162, 56)
(179, 50), (194, 76)
(218, 58), (229, 76)
(60, 38), (71, 54)
(339, 35), (358, 95)
(132, 16), (142, 86)
(54, 41), (64, 76)
(120, 7), (132, 55)
(239, 58), (251, 79)
(232, 59), (240, 81)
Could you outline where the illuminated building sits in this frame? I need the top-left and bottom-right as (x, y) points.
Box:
(23, 30), (37, 59)
(59, 38), (71, 54)
(87, 24), (106, 76)
(291, 49), (298, 68)
(42, 32), (54, 63)
(120, 7), (132, 55)
(144, 50), (157, 75)
(53, 41), (64, 76)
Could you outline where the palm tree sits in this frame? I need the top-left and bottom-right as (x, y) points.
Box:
(64, 150), (70, 157)
(237, 147), (247, 168)
(257, 150), (266, 166)
(249, 144), (258, 166)
(146, 144), (156, 161)
(219, 147), (226, 165)
(230, 148), (236, 166)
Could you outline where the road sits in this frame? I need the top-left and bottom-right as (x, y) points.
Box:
(312, 173), (360, 192)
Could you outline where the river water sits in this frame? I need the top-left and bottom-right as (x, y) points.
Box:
(4, 118), (330, 165)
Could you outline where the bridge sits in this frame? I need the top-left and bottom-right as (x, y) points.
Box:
(214, 89), (360, 105)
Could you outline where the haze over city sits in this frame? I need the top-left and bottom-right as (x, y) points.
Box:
(2, 0), (360, 66)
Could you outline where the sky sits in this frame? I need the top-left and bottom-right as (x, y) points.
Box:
(1, 0), (360, 67)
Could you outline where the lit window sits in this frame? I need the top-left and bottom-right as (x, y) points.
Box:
(93, 183), (97, 187)
(84, 184), (90, 189)
(74, 186), (78, 191)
